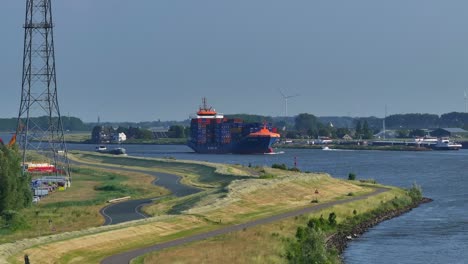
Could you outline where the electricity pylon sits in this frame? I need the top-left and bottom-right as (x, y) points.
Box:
(16, 0), (71, 181)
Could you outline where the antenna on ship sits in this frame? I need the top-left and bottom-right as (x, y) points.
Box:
(279, 89), (299, 117)
(200, 97), (213, 111)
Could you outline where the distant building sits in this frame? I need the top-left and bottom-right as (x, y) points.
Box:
(113, 132), (127, 143)
(342, 134), (353, 141)
(430, 128), (468, 138)
(150, 127), (169, 139)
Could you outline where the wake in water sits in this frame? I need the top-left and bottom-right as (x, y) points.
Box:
(264, 151), (285, 155)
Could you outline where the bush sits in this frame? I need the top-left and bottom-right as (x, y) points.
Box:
(259, 174), (276, 179)
(286, 218), (339, 263)
(289, 167), (301, 172)
(407, 182), (422, 203)
(272, 163), (288, 170)
(328, 212), (337, 226)
(348, 173), (356, 180)
(94, 183), (126, 192)
(1, 210), (29, 231)
(359, 179), (377, 184)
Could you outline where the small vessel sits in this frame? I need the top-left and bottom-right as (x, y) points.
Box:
(188, 98), (280, 154)
(96, 145), (126, 155)
(96, 145), (107, 151)
(322, 146), (330, 150)
(432, 138), (462, 150)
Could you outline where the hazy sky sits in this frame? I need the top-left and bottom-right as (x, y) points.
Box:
(2, 1), (468, 122)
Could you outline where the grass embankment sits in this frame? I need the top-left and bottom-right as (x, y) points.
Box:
(63, 132), (91, 143)
(2, 153), (415, 264)
(69, 151), (256, 189)
(0, 166), (167, 245)
(5, 153), (389, 264)
(134, 185), (417, 264)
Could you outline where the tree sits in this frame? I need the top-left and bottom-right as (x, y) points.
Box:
(355, 120), (362, 138)
(396, 129), (409, 138)
(168, 125), (186, 138)
(336, 127), (350, 138)
(295, 113), (320, 136)
(0, 144), (31, 214)
(362, 121), (373, 139)
(409, 129), (426, 138)
(140, 129), (155, 140)
(286, 221), (335, 263)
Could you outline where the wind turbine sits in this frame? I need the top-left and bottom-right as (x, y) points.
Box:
(279, 89), (299, 117)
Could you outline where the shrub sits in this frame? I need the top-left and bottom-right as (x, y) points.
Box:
(407, 182), (422, 203)
(259, 174), (276, 179)
(286, 218), (339, 263)
(359, 179), (377, 184)
(94, 183), (126, 193)
(348, 173), (356, 180)
(328, 212), (337, 226)
(289, 167), (301, 172)
(347, 192), (354, 196)
(272, 163), (288, 170)
(1, 210), (29, 231)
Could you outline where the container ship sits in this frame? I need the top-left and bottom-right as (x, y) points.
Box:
(188, 98), (280, 154)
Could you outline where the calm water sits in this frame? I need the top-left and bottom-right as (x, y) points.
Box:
(5, 136), (467, 263)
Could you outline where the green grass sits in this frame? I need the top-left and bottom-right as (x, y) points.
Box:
(0, 166), (166, 244)
(75, 153), (249, 188)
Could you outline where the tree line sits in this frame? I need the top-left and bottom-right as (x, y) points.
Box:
(91, 125), (189, 143)
(0, 144), (32, 230)
(0, 116), (89, 131)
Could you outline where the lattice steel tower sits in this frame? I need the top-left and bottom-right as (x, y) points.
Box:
(16, 0), (71, 179)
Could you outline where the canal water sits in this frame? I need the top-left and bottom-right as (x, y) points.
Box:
(4, 136), (467, 263)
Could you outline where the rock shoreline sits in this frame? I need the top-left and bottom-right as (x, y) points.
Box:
(327, 197), (433, 254)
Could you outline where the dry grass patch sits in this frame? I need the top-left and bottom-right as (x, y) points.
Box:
(184, 174), (371, 224)
(137, 188), (404, 264)
(10, 215), (214, 264)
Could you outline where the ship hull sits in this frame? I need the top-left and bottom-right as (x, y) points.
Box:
(188, 136), (279, 154)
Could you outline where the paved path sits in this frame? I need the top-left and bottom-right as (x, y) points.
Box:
(101, 187), (389, 264)
(72, 161), (201, 225)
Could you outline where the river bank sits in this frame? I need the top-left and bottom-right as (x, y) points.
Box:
(278, 143), (431, 151)
(329, 197), (433, 257)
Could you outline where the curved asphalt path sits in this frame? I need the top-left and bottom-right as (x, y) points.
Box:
(101, 187), (389, 264)
(71, 160), (201, 225)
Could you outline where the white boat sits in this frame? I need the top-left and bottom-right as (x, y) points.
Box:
(96, 145), (126, 155)
(432, 138), (462, 150)
(96, 145), (107, 151)
(322, 146), (331, 150)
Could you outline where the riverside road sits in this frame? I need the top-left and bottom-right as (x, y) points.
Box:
(71, 160), (201, 225)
